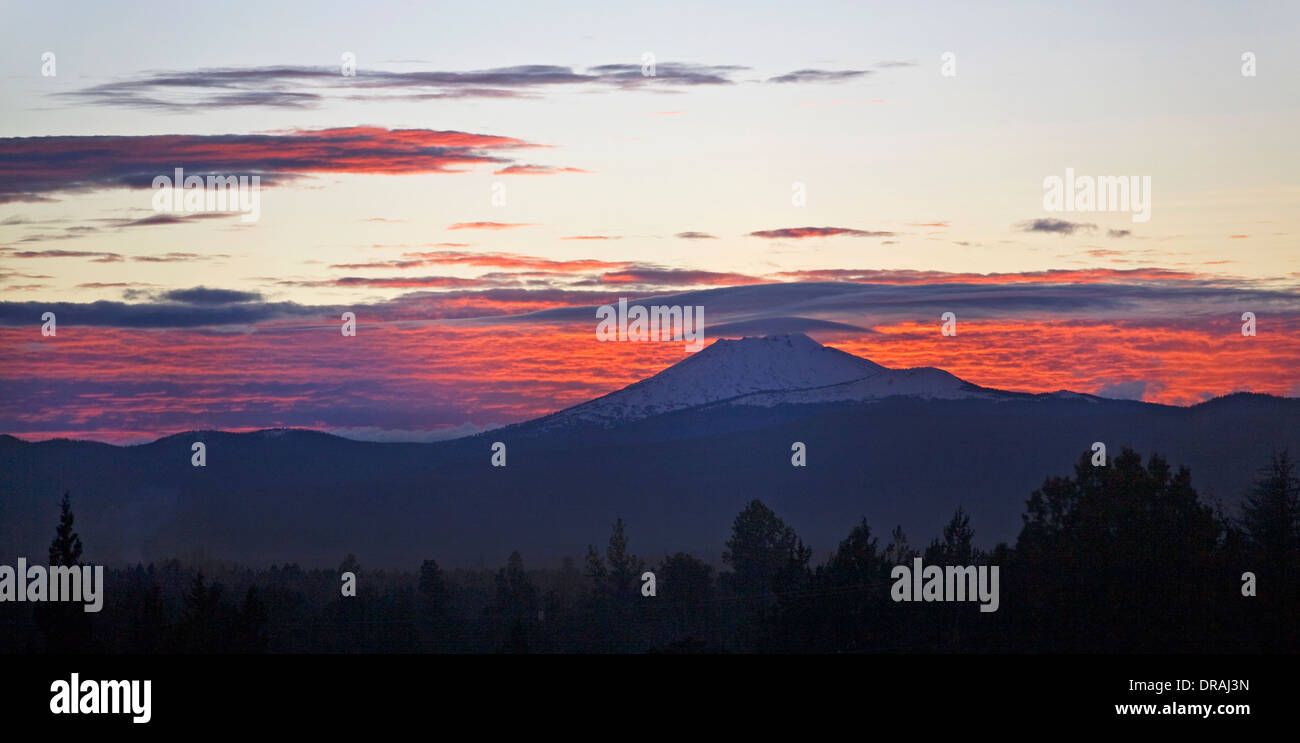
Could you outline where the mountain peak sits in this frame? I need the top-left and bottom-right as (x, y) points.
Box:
(683, 332), (882, 375)
(533, 332), (997, 430)
(710, 332), (822, 350)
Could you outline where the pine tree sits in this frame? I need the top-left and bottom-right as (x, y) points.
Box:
(131, 582), (165, 654)
(39, 492), (92, 652)
(1016, 447), (1220, 652)
(1240, 450), (1300, 576)
(494, 551), (537, 651)
(822, 518), (885, 651)
(883, 524), (913, 566)
(584, 544), (608, 594)
(235, 586), (269, 652)
(177, 573), (226, 653)
(941, 503), (972, 563)
(605, 518), (645, 598)
(1239, 450), (1300, 650)
(419, 559), (448, 604)
(722, 500), (811, 597)
(48, 491), (83, 567)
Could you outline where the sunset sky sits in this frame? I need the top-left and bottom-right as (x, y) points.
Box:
(2, 0), (1297, 443)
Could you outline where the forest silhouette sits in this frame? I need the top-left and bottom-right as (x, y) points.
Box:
(3, 447), (1296, 654)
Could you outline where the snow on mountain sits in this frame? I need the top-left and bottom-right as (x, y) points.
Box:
(535, 333), (998, 430)
(727, 364), (997, 407)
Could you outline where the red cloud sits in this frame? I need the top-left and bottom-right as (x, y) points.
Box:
(333, 250), (628, 273)
(6, 315), (1298, 443)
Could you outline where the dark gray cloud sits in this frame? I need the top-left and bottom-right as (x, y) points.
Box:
(708, 316), (873, 337)
(0, 299), (314, 328)
(130, 252), (230, 263)
(1108, 229), (1132, 238)
(586, 62), (747, 88)
(119, 212), (234, 227)
(61, 63), (749, 110)
(767, 69), (871, 84)
(55, 60), (919, 111)
(161, 287), (263, 305)
(749, 226), (894, 239)
(1018, 218), (1097, 235)
(5, 274), (1297, 330)
(0, 287), (631, 328)
(675, 231), (718, 239)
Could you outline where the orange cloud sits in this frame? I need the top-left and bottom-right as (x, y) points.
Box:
(493, 165), (590, 175)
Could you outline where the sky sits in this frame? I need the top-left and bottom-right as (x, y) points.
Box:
(1, 0), (1297, 443)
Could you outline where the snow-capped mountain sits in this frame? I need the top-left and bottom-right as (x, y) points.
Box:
(534, 333), (1000, 430)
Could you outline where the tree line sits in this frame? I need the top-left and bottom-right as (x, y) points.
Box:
(2, 447), (1295, 653)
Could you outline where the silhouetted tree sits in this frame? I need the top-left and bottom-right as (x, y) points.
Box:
(130, 581), (166, 654)
(416, 558), (459, 651)
(919, 507), (985, 650)
(234, 586), (268, 653)
(38, 492), (93, 652)
(48, 492), (83, 567)
(882, 524), (914, 566)
(605, 518), (646, 599)
(419, 559), (448, 604)
(339, 554), (362, 582)
(1015, 447), (1220, 651)
(1240, 451), (1299, 581)
(816, 518), (887, 651)
(926, 506), (976, 564)
(494, 551), (536, 653)
(1238, 450), (1300, 650)
(659, 552), (714, 605)
(722, 500), (811, 598)
(584, 545), (607, 593)
(174, 572), (227, 653)
(657, 552), (715, 645)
